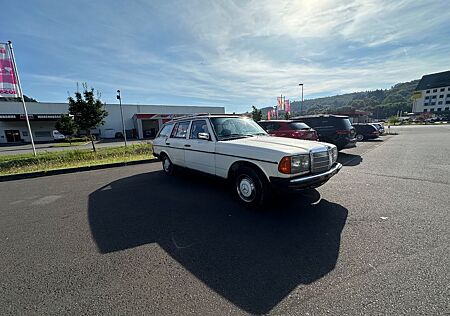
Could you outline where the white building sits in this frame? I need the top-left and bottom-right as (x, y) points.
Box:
(412, 70), (450, 113)
(0, 101), (225, 144)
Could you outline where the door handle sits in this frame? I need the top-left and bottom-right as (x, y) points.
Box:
(184, 144), (191, 147)
(165, 142), (170, 145)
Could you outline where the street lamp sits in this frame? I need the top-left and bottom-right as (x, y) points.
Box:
(116, 90), (127, 146)
(299, 83), (304, 116)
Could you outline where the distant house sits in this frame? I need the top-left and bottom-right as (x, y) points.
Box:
(412, 70), (450, 113)
(331, 109), (372, 123)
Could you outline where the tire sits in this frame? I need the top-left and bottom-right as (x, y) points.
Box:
(161, 154), (175, 175)
(356, 134), (364, 141)
(234, 166), (270, 209)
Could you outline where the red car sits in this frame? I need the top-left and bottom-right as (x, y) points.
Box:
(257, 120), (319, 141)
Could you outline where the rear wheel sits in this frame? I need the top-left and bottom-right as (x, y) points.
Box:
(356, 134), (364, 141)
(234, 166), (270, 209)
(161, 154), (175, 175)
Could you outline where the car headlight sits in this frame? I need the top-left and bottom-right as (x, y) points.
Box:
(279, 155), (310, 174)
(330, 146), (338, 163)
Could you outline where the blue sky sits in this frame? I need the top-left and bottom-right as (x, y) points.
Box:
(2, 0), (450, 112)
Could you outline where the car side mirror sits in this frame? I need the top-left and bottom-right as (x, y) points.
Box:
(198, 132), (210, 140)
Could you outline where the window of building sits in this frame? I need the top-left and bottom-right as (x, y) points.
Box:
(437, 108), (442, 111)
(446, 101), (450, 104)
(170, 121), (190, 138)
(426, 90), (430, 93)
(433, 89), (437, 92)
(423, 109), (428, 112)
(22, 131), (28, 137)
(432, 95), (436, 99)
(431, 102), (436, 105)
(439, 95), (444, 98)
(440, 88), (445, 92)
(447, 94), (450, 98)
(445, 107), (449, 111)
(425, 96), (430, 99)
(438, 101), (443, 105)
(34, 131), (51, 138)
(430, 108), (434, 112)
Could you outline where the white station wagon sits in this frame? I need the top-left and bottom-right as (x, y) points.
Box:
(153, 114), (342, 208)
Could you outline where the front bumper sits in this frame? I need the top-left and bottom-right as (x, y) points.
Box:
(270, 162), (343, 191)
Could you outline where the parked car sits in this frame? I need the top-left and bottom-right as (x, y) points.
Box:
(52, 130), (66, 140)
(371, 123), (385, 134)
(293, 115), (357, 150)
(257, 120), (318, 141)
(153, 114), (342, 208)
(353, 123), (380, 141)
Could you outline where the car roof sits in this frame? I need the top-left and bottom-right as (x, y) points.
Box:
(168, 113), (246, 123)
(293, 114), (350, 119)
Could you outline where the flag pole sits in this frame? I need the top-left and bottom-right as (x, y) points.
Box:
(7, 41), (36, 156)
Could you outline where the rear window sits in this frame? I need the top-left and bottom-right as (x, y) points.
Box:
(335, 118), (352, 129)
(288, 122), (310, 130)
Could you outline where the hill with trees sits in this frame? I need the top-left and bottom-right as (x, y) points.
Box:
(260, 79), (419, 119)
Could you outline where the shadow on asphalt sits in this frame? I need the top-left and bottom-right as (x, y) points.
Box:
(337, 152), (363, 166)
(88, 169), (348, 314)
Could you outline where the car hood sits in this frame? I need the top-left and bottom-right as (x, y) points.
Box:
(216, 136), (333, 159)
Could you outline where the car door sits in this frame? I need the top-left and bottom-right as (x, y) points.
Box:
(184, 119), (216, 175)
(167, 121), (191, 167)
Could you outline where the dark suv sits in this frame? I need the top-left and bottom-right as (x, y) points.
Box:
(353, 123), (380, 141)
(257, 120), (318, 141)
(293, 115), (356, 150)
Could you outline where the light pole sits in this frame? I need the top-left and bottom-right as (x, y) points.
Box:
(116, 90), (127, 146)
(299, 83), (304, 116)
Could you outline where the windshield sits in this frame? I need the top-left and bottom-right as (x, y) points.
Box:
(210, 117), (267, 140)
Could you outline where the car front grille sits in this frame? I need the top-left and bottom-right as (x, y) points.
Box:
(311, 149), (332, 173)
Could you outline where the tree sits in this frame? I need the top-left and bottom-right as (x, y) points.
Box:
(251, 106), (262, 121)
(388, 115), (400, 125)
(68, 84), (108, 152)
(55, 114), (77, 143)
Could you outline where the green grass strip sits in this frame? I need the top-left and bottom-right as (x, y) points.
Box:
(0, 144), (154, 176)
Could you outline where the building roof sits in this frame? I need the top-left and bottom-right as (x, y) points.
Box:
(415, 70), (450, 91)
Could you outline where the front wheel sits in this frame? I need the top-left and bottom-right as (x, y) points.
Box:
(356, 134), (364, 141)
(161, 154), (175, 175)
(234, 166), (270, 209)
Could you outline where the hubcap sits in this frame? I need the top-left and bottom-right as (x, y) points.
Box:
(163, 158), (171, 172)
(237, 176), (256, 202)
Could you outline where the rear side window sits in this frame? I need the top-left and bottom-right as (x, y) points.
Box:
(289, 122), (310, 130)
(171, 121), (190, 138)
(157, 124), (173, 138)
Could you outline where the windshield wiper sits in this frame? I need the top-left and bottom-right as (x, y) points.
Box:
(220, 134), (253, 140)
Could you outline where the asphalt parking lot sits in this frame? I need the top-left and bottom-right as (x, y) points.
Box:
(1, 124), (449, 315)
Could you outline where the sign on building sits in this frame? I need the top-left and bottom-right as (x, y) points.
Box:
(0, 43), (20, 98)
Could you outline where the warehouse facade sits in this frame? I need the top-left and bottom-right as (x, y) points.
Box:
(0, 101), (225, 143)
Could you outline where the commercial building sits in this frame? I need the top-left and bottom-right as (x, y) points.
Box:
(412, 70), (450, 113)
(0, 101), (224, 143)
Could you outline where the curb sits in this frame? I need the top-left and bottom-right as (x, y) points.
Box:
(0, 158), (159, 182)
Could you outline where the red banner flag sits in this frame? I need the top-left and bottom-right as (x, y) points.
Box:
(0, 43), (20, 98)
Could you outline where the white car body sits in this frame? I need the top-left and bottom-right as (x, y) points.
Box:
(153, 115), (342, 199)
(52, 130), (66, 140)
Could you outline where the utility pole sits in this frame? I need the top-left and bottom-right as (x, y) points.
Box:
(8, 41), (36, 156)
(116, 90), (127, 146)
(299, 83), (304, 116)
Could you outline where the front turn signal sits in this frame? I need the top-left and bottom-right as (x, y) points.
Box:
(278, 156), (291, 174)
